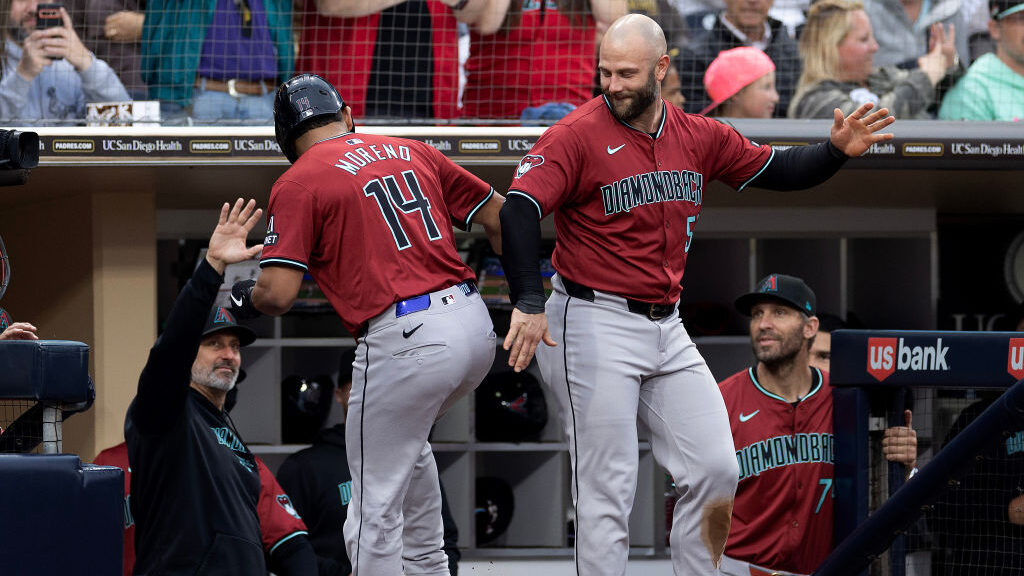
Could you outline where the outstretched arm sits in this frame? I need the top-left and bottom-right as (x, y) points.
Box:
(747, 103), (895, 191)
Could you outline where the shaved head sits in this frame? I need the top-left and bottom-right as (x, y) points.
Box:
(602, 14), (668, 65)
(599, 14), (670, 127)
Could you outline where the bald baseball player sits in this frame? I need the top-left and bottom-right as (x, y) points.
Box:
(497, 14), (896, 576)
(230, 74), (503, 576)
(719, 274), (917, 576)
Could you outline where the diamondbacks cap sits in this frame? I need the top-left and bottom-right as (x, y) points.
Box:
(202, 306), (257, 346)
(992, 0), (1024, 19)
(700, 47), (776, 116)
(735, 274), (817, 317)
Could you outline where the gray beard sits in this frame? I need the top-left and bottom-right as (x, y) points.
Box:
(192, 365), (238, 392)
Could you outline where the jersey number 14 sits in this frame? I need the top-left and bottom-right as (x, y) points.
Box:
(363, 170), (442, 250)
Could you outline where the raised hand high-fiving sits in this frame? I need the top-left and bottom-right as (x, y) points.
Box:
(206, 199), (264, 274)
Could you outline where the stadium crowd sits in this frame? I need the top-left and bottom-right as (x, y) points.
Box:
(0, 0), (1020, 123)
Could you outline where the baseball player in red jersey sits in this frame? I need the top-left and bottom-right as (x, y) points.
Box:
(230, 74), (503, 576)
(94, 442), (312, 576)
(718, 274), (917, 576)
(497, 14), (896, 576)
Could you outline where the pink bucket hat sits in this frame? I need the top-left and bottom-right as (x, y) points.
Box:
(700, 47), (777, 116)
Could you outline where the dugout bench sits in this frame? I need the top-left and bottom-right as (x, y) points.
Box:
(0, 340), (123, 576)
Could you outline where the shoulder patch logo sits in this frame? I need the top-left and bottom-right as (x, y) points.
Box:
(263, 214), (279, 246)
(276, 494), (302, 520)
(515, 154), (545, 179)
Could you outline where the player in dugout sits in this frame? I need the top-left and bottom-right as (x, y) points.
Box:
(718, 273), (918, 576)
(125, 199), (318, 575)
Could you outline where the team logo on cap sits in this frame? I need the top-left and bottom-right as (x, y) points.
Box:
(515, 155), (544, 179)
(214, 307), (234, 325)
(1009, 338), (1024, 380)
(0, 308), (10, 331)
(759, 274), (778, 293)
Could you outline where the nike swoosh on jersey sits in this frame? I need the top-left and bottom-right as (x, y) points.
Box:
(403, 323), (424, 339)
(230, 294), (244, 307)
(607, 144), (626, 154)
(739, 410), (760, 422)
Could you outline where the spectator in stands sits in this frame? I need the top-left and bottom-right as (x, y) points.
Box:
(627, 0), (690, 55)
(125, 200), (317, 575)
(95, 379), (317, 576)
(788, 0), (959, 119)
(939, 0), (1024, 120)
(0, 2), (129, 121)
(718, 273), (918, 576)
(663, 54), (686, 109)
(69, 0), (146, 99)
(700, 45), (779, 117)
(677, 0), (799, 118)
(863, 0), (968, 70)
(276, 348), (462, 575)
(296, 0), (469, 120)
(665, 0), (808, 38)
(460, 0), (627, 121)
(141, 0), (293, 123)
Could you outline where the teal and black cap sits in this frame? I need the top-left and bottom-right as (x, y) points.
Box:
(202, 306), (256, 347)
(735, 274), (817, 317)
(992, 0), (1024, 19)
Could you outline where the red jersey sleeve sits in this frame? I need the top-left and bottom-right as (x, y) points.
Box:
(700, 117), (773, 191)
(260, 176), (321, 271)
(426, 144), (495, 231)
(256, 458), (309, 554)
(507, 123), (583, 217)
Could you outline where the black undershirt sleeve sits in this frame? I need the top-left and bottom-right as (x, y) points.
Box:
(268, 534), (319, 576)
(499, 195), (546, 314)
(746, 141), (849, 191)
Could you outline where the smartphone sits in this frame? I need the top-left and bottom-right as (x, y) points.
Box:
(35, 3), (62, 30)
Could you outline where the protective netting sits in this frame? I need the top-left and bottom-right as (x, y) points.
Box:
(862, 387), (1024, 576)
(0, 0), (1018, 125)
(0, 399), (45, 453)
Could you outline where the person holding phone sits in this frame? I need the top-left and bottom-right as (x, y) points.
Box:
(0, 0), (129, 121)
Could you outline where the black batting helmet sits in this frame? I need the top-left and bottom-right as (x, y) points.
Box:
(274, 74), (346, 163)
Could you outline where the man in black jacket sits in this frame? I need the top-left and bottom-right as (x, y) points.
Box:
(277, 348), (462, 575)
(125, 199), (318, 576)
(677, 0), (800, 116)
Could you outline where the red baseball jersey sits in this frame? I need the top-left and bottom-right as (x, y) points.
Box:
(508, 96), (772, 304)
(717, 367), (834, 574)
(94, 443), (308, 576)
(260, 132), (494, 334)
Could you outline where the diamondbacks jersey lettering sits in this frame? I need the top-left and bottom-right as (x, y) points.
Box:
(718, 367), (834, 574)
(260, 132), (493, 334)
(509, 96), (772, 303)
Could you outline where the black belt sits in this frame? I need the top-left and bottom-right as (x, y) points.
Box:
(561, 277), (676, 321)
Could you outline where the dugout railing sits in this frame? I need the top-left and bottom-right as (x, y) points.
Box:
(823, 330), (1024, 576)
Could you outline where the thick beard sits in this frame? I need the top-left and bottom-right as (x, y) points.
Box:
(605, 68), (659, 123)
(192, 363), (238, 392)
(752, 329), (804, 369)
